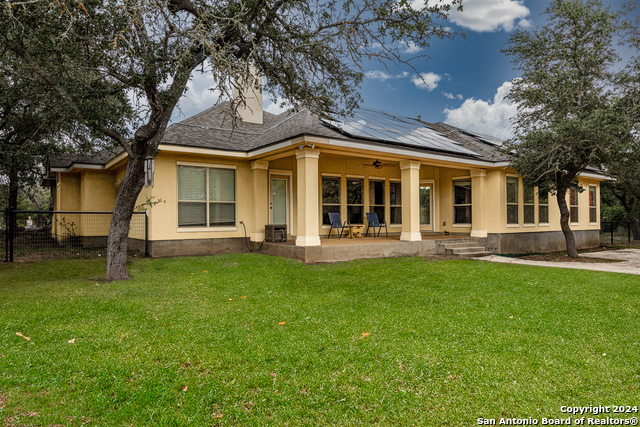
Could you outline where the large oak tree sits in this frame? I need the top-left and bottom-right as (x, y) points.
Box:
(502, 0), (636, 257)
(1, 0), (461, 279)
(0, 52), (96, 218)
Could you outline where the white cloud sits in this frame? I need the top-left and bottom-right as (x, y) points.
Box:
(264, 96), (290, 115)
(443, 92), (463, 100)
(518, 18), (533, 28)
(178, 71), (221, 112)
(412, 72), (441, 91)
(412, 0), (530, 32)
(443, 81), (517, 140)
(449, 0), (530, 32)
(401, 41), (422, 54)
(365, 70), (409, 81)
(365, 70), (393, 80)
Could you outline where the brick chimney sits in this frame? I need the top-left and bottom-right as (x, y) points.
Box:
(233, 65), (263, 125)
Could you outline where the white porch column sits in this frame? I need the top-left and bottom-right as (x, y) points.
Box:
(251, 160), (269, 242)
(295, 148), (321, 246)
(399, 160), (421, 241)
(470, 168), (488, 238)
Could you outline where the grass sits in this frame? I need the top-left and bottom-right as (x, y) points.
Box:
(1, 254), (639, 426)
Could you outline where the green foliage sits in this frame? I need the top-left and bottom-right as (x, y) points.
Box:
(0, 0), (462, 142)
(502, 0), (633, 191)
(0, 183), (52, 212)
(134, 196), (165, 212)
(0, 51), (109, 211)
(1, 255), (639, 425)
(502, 0), (639, 257)
(600, 181), (637, 222)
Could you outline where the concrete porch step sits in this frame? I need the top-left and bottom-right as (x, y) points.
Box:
(438, 239), (494, 258)
(442, 242), (483, 250)
(451, 246), (487, 254)
(450, 248), (494, 258)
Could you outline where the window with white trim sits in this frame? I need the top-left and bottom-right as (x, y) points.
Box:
(523, 182), (535, 224)
(570, 184), (579, 223)
(347, 177), (364, 224)
(369, 179), (385, 224)
(506, 176), (519, 224)
(390, 181), (402, 224)
(589, 185), (597, 223)
(178, 165), (235, 227)
(538, 188), (549, 224)
(322, 176), (341, 226)
(453, 179), (472, 224)
(419, 185), (431, 225)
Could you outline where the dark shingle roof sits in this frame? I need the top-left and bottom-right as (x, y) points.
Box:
(422, 122), (509, 162)
(49, 103), (510, 169)
(162, 103), (345, 151)
(49, 148), (120, 169)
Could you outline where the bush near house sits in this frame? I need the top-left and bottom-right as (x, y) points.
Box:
(0, 255), (638, 425)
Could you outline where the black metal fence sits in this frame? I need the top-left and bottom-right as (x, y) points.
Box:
(600, 221), (640, 245)
(2, 210), (147, 262)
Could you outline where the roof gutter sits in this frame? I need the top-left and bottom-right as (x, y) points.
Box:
(50, 164), (105, 172)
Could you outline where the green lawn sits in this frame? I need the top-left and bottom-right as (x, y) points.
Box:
(1, 255), (639, 426)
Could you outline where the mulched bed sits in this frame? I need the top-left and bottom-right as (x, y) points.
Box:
(515, 247), (623, 263)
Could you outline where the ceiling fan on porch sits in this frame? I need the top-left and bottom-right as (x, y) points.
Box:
(364, 159), (395, 169)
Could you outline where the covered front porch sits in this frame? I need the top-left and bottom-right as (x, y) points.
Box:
(249, 146), (492, 250)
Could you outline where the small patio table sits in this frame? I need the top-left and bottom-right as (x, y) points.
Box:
(347, 225), (363, 238)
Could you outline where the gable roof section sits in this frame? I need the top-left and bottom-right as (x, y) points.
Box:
(162, 103), (345, 151)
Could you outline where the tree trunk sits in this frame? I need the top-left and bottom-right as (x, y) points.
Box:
(556, 185), (579, 258)
(8, 169), (19, 231)
(8, 169), (18, 210)
(105, 152), (146, 280)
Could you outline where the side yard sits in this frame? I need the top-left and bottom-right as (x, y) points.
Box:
(0, 255), (638, 426)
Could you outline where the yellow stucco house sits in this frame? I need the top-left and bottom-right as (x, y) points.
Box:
(45, 97), (606, 262)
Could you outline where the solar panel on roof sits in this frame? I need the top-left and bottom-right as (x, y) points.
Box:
(321, 108), (480, 157)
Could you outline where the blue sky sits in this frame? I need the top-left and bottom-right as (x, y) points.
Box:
(173, 0), (638, 141)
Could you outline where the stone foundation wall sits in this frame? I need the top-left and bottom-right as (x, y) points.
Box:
(147, 237), (441, 263)
(148, 238), (249, 258)
(262, 240), (439, 263)
(486, 230), (600, 254)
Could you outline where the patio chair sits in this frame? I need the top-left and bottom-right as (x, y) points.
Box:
(328, 212), (349, 239)
(365, 212), (388, 238)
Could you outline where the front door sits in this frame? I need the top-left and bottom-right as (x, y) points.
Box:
(270, 176), (289, 229)
(420, 184), (433, 231)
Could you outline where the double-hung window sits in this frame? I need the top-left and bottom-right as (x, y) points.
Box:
(347, 177), (364, 224)
(453, 179), (472, 224)
(322, 176), (341, 225)
(569, 184), (579, 223)
(523, 182), (535, 225)
(506, 176), (519, 225)
(369, 179), (385, 223)
(419, 185), (431, 226)
(589, 185), (597, 223)
(390, 181), (402, 224)
(538, 189), (549, 224)
(178, 165), (235, 227)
